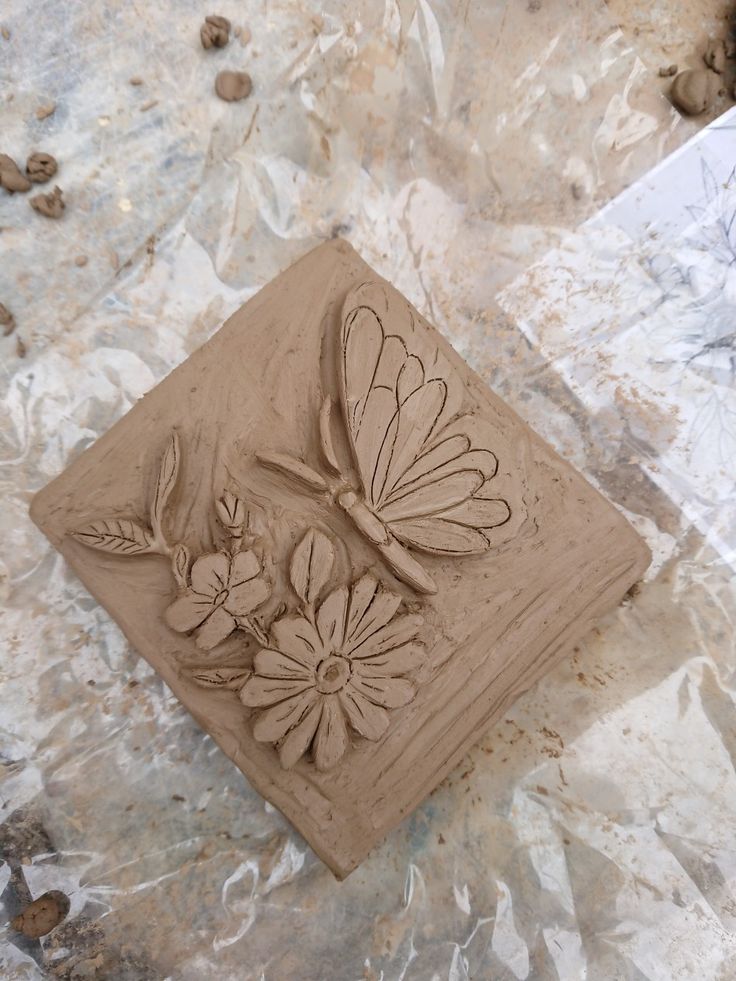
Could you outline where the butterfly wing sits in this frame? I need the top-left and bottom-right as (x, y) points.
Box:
(340, 284), (512, 560)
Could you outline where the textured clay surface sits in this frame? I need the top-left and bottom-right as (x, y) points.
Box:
(30, 240), (650, 877)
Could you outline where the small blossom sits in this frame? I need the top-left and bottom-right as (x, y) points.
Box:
(165, 549), (269, 650)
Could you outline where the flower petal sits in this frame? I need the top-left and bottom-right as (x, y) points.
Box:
(339, 687), (389, 741)
(313, 694), (348, 771)
(254, 648), (313, 681)
(350, 614), (423, 659)
(252, 689), (318, 742)
(316, 586), (348, 650)
(345, 574), (379, 639)
(270, 615), (325, 668)
(352, 642), (424, 678)
(190, 552), (230, 597)
(164, 592), (212, 633)
(278, 699), (323, 769)
(349, 675), (416, 708)
(241, 675), (313, 708)
(230, 549), (260, 584)
(344, 589), (402, 654)
(194, 606), (236, 650)
(226, 577), (270, 616)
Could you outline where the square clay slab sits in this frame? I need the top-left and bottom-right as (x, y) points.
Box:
(31, 240), (650, 878)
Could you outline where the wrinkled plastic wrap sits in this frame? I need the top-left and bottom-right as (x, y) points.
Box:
(2, 1), (733, 978)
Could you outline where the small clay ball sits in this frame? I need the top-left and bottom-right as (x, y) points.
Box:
(215, 70), (252, 102)
(670, 69), (712, 116)
(30, 185), (65, 218)
(0, 153), (31, 193)
(11, 891), (70, 939)
(704, 38), (727, 75)
(26, 151), (58, 183)
(0, 302), (15, 336)
(200, 14), (230, 49)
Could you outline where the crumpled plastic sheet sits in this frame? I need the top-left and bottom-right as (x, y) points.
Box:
(2, 0), (730, 978)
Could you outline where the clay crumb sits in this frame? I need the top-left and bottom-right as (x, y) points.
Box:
(140, 99), (158, 113)
(26, 151), (58, 183)
(240, 26), (252, 46)
(30, 185), (65, 218)
(11, 891), (70, 939)
(172, 793), (186, 802)
(438, 833), (446, 844)
(658, 64), (678, 77)
(0, 302), (15, 336)
(35, 103), (55, 120)
(571, 182), (584, 200)
(1, 26), (9, 40)
(129, 76), (144, 86)
(215, 70), (252, 102)
(16, 336), (27, 357)
(670, 69), (712, 116)
(0, 153), (31, 193)
(75, 254), (88, 267)
(704, 38), (727, 75)
(200, 14), (230, 49)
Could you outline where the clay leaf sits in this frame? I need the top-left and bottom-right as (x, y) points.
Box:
(256, 451), (327, 492)
(151, 431), (180, 535)
(172, 543), (190, 587)
(192, 667), (250, 691)
(72, 519), (156, 555)
(290, 528), (334, 605)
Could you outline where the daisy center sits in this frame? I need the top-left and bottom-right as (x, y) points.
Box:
(315, 655), (351, 694)
(213, 588), (230, 607)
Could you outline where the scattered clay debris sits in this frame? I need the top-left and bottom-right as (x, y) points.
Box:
(704, 38), (727, 75)
(0, 302), (15, 336)
(129, 76), (144, 86)
(30, 185), (65, 218)
(75, 255), (88, 267)
(658, 64), (678, 77)
(215, 69), (252, 102)
(239, 26), (252, 47)
(140, 99), (158, 113)
(16, 336), (27, 357)
(200, 14), (231, 49)
(1, 27), (10, 41)
(26, 151), (57, 183)
(35, 103), (55, 121)
(11, 890), (70, 938)
(0, 153), (31, 193)
(670, 69), (712, 116)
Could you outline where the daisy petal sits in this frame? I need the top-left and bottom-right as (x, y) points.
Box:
(349, 675), (416, 708)
(230, 549), (260, 584)
(278, 699), (323, 769)
(164, 592), (212, 633)
(252, 689), (318, 742)
(270, 615), (325, 668)
(313, 695), (348, 771)
(241, 675), (313, 708)
(339, 687), (389, 741)
(195, 606), (236, 650)
(316, 586), (348, 650)
(226, 577), (270, 616)
(352, 642), (423, 678)
(254, 648), (313, 681)
(190, 552), (230, 597)
(350, 614), (423, 659)
(344, 590), (402, 653)
(345, 574), (379, 639)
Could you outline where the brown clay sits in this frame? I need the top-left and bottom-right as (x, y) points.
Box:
(30, 240), (650, 878)
(0, 153), (31, 193)
(11, 891), (70, 938)
(26, 151), (58, 183)
(200, 14), (230, 49)
(704, 38), (727, 75)
(0, 302), (15, 336)
(215, 69), (252, 102)
(30, 185), (64, 218)
(670, 69), (713, 115)
(35, 103), (55, 120)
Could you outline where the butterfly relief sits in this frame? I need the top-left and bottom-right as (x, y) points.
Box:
(258, 281), (516, 594)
